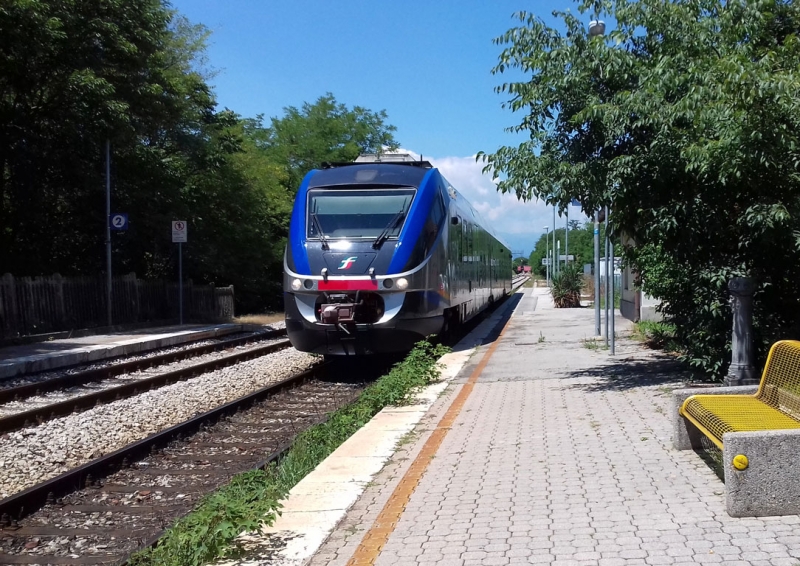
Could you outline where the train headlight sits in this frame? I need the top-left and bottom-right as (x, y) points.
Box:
(383, 279), (393, 289)
(291, 278), (302, 291)
(303, 279), (314, 289)
(396, 277), (409, 290)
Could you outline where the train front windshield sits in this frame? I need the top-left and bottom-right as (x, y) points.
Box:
(307, 188), (416, 240)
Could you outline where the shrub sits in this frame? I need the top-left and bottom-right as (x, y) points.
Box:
(551, 263), (583, 308)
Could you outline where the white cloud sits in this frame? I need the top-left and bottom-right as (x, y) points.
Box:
(387, 149), (589, 256)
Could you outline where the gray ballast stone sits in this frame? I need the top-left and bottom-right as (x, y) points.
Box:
(724, 429), (800, 517)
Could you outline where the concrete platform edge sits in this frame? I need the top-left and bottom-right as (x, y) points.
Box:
(0, 324), (244, 380)
(213, 292), (526, 566)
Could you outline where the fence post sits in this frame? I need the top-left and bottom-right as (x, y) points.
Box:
(53, 273), (66, 329)
(0, 273), (16, 338)
(131, 273), (140, 323)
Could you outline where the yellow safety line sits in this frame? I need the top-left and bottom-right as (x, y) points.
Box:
(346, 310), (515, 565)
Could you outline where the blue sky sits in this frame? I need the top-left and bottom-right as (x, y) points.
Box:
(170, 0), (595, 257)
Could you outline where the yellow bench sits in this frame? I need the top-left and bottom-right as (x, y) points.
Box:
(673, 340), (800, 516)
(679, 340), (800, 449)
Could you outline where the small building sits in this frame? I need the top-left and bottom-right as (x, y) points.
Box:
(619, 234), (662, 323)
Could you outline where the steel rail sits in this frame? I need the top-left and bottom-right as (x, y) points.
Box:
(0, 364), (324, 527)
(0, 338), (292, 434)
(0, 329), (287, 404)
(117, 419), (330, 566)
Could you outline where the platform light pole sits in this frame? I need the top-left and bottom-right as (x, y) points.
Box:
(605, 206), (610, 346)
(594, 211), (601, 336)
(565, 208), (569, 267)
(610, 215), (616, 355)
(105, 139), (112, 327)
(552, 206), (557, 277)
(589, 17), (606, 338)
(544, 226), (550, 287)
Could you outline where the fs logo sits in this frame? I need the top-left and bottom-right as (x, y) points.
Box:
(338, 256), (358, 270)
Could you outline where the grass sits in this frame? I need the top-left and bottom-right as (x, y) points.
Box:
(582, 337), (608, 351)
(233, 313), (284, 325)
(129, 340), (450, 566)
(631, 320), (679, 351)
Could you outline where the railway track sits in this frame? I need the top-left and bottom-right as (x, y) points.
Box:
(0, 289), (527, 564)
(0, 330), (290, 434)
(0, 364), (367, 565)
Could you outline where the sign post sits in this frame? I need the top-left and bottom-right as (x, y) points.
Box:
(105, 140), (112, 327)
(172, 221), (188, 324)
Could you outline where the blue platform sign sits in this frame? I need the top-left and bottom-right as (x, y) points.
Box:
(110, 213), (129, 231)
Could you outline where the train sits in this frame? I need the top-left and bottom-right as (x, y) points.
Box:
(283, 154), (513, 356)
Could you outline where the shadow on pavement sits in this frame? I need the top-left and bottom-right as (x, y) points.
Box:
(448, 292), (525, 353)
(566, 355), (693, 392)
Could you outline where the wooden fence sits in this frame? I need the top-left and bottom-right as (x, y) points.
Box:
(0, 273), (234, 339)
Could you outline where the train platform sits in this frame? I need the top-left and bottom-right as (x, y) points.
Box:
(221, 287), (800, 566)
(0, 323), (248, 379)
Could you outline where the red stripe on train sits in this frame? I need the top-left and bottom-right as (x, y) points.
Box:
(318, 279), (379, 291)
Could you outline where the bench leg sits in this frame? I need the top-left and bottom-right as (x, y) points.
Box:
(724, 430), (800, 517)
(672, 389), (705, 450)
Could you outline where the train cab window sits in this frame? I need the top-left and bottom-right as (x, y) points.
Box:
(424, 195), (446, 244)
(307, 188), (415, 239)
(421, 195), (446, 254)
(402, 194), (447, 270)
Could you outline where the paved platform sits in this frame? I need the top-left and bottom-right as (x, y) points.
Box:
(0, 323), (247, 379)
(312, 288), (800, 566)
(217, 287), (800, 566)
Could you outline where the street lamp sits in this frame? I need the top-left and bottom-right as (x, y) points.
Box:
(588, 17), (615, 354)
(589, 20), (606, 37)
(543, 226), (550, 287)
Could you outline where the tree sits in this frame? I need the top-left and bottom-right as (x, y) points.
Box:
(528, 222), (607, 277)
(0, 0), (216, 276)
(481, 0), (800, 378)
(256, 93), (400, 191)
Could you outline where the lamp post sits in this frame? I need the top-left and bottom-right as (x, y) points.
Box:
(565, 208), (569, 267)
(589, 18), (606, 339)
(544, 226), (550, 287)
(552, 206), (557, 278)
(557, 240), (561, 275)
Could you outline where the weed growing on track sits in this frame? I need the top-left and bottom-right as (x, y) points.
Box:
(129, 340), (449, 566)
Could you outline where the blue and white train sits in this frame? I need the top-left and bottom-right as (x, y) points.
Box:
(283, 155), (512, 355)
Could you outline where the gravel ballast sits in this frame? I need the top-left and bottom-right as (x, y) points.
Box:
(0, 347), (315, 499)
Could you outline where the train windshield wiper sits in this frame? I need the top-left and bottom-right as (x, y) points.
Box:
(311, 213), (330, 250)
(373, 210), (406, 249)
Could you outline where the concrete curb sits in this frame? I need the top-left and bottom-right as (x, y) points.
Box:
(214, 291), (528, 566)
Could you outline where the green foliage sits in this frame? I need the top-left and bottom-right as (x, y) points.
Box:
(551, 263), (584, 308)
(256, 93), (400, 191)
(632, 320), (679, 352)
(482, 0), (800, 378)
(0, 2), (400, 314)
(529, 222), (609, 277)
(129, 340), (449, 566)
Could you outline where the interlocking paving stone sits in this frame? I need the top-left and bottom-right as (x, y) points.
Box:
(310, 288), (800, 565)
